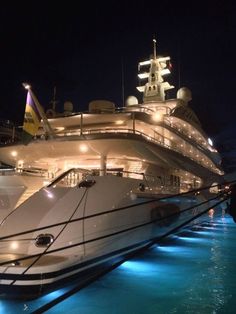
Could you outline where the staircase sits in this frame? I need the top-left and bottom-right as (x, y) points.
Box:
(14, 187), (40, 208)
(14, 176), (46, 209)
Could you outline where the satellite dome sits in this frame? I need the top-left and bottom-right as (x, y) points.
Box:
(64, 101), (73, 112)
(177, 87), (192, 104)
(126, 96), (138, 106)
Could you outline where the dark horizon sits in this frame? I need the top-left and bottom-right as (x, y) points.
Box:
(0, 2), (235, 137)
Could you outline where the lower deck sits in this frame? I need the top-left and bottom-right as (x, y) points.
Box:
(1, 212), (234, 313)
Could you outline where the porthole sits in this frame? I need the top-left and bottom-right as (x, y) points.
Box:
(35, 234), (54, 247)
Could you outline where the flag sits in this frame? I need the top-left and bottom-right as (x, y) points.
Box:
(22, 91), (41, 144)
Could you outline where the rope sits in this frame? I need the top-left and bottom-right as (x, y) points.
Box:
(0, 192), (229, 268)
(0, 180), (233, 242)
(9, 188), (88, 285)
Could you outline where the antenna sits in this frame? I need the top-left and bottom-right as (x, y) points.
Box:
(121, 57), (125, 106)
(153, 38), (157, 60)
(178, 42), (181, 89)
(52, 86), (56, 111)
(50, 86), (58, 111)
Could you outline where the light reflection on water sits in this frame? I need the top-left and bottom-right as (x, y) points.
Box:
(1, 215), (236, 313)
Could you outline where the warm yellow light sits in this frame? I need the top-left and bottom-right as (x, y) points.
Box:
(11, 151), (18, 157)
(152, 112), (163, 122)
(10, 241), (19, 250)
(115, 120), (124, 125)
(79, 144), (88, 153)
(17, 160), (24, 167)
(138, 73), (149, 79)
(56, 127), (65, 131)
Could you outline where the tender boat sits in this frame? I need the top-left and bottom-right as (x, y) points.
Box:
(0, 40), (225, 297)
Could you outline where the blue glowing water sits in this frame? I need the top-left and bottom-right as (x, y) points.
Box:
(1, 214), (236, 313)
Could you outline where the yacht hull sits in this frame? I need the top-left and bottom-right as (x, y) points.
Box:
(0, 175), (219, 298)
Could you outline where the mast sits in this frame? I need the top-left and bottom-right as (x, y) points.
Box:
(153, 38), (157, 60)
(50, 86), (58, 112)
(136, 40), (174, 102)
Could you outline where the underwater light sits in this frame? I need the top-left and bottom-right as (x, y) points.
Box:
(156, 245), (186, 253)
(194, 230), (212, 236)
(120, 260), (155, 273)
(178, 236), (205, 243)
(41, 287), (67, 302)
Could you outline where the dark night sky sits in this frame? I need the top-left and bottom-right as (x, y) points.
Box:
(0, 1), (235, 137)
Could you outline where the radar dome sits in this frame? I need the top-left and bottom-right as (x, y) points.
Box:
(126, 96), (138, 106)
(64, 101), (73, 112)
(177, 87), (192, 104)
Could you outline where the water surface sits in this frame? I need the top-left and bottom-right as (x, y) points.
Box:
(1, 214), (235, 313)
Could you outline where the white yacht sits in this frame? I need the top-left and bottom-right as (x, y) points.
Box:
(0, 41), (225, 297)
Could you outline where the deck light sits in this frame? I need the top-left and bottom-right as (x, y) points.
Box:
(10, 241), (19, 250)
(79, 144), (88, 153)
(115, 120), (124, 125)
(11, 151), (18, 157)
(152, 112), (163, 122)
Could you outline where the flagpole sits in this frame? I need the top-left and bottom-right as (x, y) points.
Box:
(23, 83), (55, 138)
